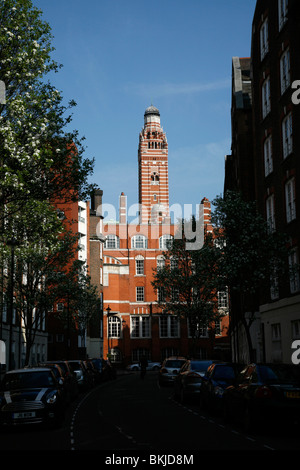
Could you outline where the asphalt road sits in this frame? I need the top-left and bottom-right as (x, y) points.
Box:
(0, 370), (299, 461)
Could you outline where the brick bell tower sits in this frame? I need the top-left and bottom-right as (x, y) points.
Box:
(138, 105), (170, 224)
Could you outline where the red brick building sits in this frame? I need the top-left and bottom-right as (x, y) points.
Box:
(102, 106), (230, 366)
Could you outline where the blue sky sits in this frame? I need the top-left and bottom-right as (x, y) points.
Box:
(35, 0), (256, 220)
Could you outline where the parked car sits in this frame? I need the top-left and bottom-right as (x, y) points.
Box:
(223, 363), (300, 432)
(38, 361), (79, 401)
(174, 359), (214, 403)
(158, 357), (186, 386)
(200, 362), (243, 412)
(67, 360), (93, 390)
(83, 360), (99, 386)
(0, 368), (67, 428)
(126, 361), (161, 372)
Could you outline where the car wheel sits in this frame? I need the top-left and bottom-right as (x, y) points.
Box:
(132, 367), (139, 371)
(153, 366), (159, 371)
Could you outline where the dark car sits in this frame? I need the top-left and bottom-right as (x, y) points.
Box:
(39, 361), (79, 401)
(174, 359), (214, 403)
(91, 358), (116, 381)
(223, 363), (300, 432)
(67, 360), (93, 390)
(200, 362), (243, 412)
(0, 368), (67, 428)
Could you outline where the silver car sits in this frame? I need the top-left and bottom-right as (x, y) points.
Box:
(158, 357), (186, 386)
(126, 361), (161, 372)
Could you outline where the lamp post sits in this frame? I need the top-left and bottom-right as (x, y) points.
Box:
(7, 238), (19, 371)
(106, 305), (111, 360)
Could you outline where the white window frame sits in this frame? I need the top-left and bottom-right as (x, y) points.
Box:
(108, 316), (121, 338)
(260, 17), (269, 60)
(135, 256), (144, 275)
(159, 234), (173, 250)
(264, 135), (273, 176)
(130, 316), (151, 338)
(105, 234), (120, 249)
(136, 286), (144, 302)
(280, 48), (290, 95)
(289, 248), (300, 294)
(132, 235), (148, 249)
(262, 76), (271, 118)
(278, 0), (288, 31)
(266, 194), (276, 232)
(282, 113), (293, 158)
(218, 289), (228, 309)
(159, 315), (180, 338)
(285, 177), (296, 223)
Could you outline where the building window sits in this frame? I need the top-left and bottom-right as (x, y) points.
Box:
(289, 248), (300, 294)
(270, 259), (280, 300)
(285, 177), (296, 223)
(218, 290), (228, 309)
(132, 235), (148, 249)
(278, 0), (288, 31)
(264, 135), (273, 176)
(292, 320), (300, 339)
(105, 234), (120, 249)
(159, 234), (173, 250)
(135, 257), (144, 275)
(136, 286), (144, 302)
(151, 172), (159, 185)
(262, 76), (271, 118)
(157, 287), (165, 302)
(131, 316), (151, 338)
(159, 315), (180, 338)
(188, 320), (209, 338)
(171, 286), (180, 302)
(161, 348), (180, 361)
(132, 348), (151, 362)
(266, 194), (276, 232)
(282, 113), (293, 158)
(157, 255), (165, 270)
(260, 17), (269, 60)
(108, 316), (121, 338)
(280, 48), (290, 94)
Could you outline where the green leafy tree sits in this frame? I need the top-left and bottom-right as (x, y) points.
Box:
(212, 191), (289, 362)
(0, 0), (96, 231)
(152, 220), (223, 357)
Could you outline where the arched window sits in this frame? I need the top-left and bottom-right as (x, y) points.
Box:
(108, 316), (121, 338)
(159, 234), (173, 250)
(104, 234), (120, 249)
(132, 235), (148, 249)
(151, 172), (159, 185)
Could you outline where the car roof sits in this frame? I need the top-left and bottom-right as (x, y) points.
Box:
(164, 356), (186, 360)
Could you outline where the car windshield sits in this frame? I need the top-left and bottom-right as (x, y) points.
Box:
(3, 371), (55, 390)
(165, 360), (185, 368)
(213, 366), (236, 380)
(259, 365), (300, 384)
(190, 361), (211, 372)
